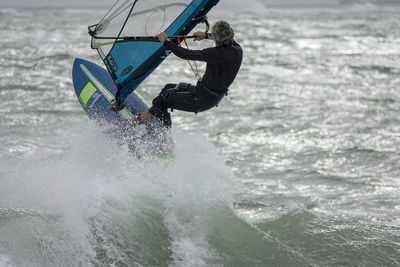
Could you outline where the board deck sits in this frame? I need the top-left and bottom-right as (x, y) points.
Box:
(72, 58), (174, 158)
(72, 58), (149, 124)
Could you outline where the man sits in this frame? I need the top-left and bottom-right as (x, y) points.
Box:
(138, 20), (243, 127)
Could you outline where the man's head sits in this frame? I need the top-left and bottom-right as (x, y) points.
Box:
(211, 20), (234, 46)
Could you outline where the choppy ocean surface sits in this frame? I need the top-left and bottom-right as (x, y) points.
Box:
(1, 3), (400, 266)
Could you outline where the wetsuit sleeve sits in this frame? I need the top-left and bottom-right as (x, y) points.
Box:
(232, 40), (241, 49)
(164, 40), (224, 63)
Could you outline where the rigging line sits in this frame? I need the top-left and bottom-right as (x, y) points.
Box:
(177, 36), (200, 78)
(130, 3), (188, 17)
(91, 0), (135, 37)
(104, 0), (135, 24)
(145, 6), (166, 36)
(93, 0), (126, 29)
(183, 36), (200, 78)
(104, 2), (189, 27)
(114, 0), (139, 47)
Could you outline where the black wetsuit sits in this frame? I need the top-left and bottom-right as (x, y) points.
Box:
(148, 39), (243, 127)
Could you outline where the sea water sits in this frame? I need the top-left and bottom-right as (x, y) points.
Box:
(1, 3), (400, 266)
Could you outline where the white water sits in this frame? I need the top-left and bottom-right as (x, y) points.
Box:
(0, 119), (235, 266)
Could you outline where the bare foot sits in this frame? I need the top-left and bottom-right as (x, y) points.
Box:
(140, 111), (154, 123)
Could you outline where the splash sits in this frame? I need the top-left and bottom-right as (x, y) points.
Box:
(0, 120), (236, 266)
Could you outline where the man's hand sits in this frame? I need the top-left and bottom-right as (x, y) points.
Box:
(193, 31), (206, 41)
(156, 32), (168, 43)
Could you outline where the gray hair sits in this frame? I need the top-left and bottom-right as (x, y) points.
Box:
(211, 20), (234, 46)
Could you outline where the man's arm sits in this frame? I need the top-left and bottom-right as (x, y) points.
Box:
(156, 32), (222, 63)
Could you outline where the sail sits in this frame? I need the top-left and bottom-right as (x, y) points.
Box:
(89, 0), (220, 103)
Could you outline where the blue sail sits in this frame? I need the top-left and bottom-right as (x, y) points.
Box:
(89, 0), (220, 103)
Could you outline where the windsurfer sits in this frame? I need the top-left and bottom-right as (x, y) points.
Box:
(137, 20), (243, 127)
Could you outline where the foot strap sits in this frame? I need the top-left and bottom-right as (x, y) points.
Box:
(110, 99), (125, 112)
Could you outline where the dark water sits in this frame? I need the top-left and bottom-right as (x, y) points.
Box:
(1, 4), (400, 266)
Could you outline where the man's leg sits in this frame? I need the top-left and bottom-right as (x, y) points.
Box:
(139, 84), (179, 127)
(141, 83), (198, 127)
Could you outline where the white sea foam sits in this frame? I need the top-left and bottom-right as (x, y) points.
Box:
(0, 119), (235, 265)
(0, 255), (14, 267)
